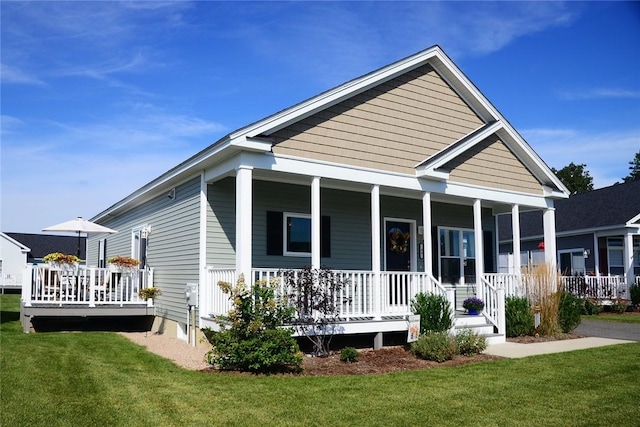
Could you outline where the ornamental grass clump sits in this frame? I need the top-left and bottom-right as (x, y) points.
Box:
(522, 263), (561, 337)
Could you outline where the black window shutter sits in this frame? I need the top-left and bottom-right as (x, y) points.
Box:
(266, 211), (283, 255)
(321, 215), (331, 258)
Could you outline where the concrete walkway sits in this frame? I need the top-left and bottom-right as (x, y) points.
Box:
(484, 337), (634, 358)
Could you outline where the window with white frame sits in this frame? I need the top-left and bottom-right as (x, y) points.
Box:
(607, 237), (624, 275)
(634, 236), (639, 267)
(284, 213), (311, 256)
(559, 249), (586, 276)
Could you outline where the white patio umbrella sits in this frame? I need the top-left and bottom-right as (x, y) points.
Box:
(43, 216), (117, 257)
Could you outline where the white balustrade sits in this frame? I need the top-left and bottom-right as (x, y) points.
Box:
(23, 264), (153, 306)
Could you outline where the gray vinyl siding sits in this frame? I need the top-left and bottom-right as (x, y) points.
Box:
(89, 176), (201, 324)
(207, 178), (235, 268)
(252, 181), (373, 270)
(249, 181), (495, 272)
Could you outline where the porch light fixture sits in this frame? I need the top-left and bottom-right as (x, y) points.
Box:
(583, 249), (590, 259)
(167, 188), (176, 200)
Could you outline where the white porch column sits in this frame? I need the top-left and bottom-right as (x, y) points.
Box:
(624, 232), (634, 284)
(543, 208), (557, 269)
(235, 166), (252, 280)
(422, 192), (432, 275)
(311, 176), (321, 270)
(593, 233), (601, 277)
(511, 204), (521, 274)
(371, 185), (381, 320)
(473, 199), (484, 285)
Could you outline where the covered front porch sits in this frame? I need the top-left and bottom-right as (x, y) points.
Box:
(199, 159), (564, 345)
(202, 268), (505, 343)
(20, 264), (156, 333)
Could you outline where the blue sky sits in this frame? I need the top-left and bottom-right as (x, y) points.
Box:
(2, 1), (639, 234)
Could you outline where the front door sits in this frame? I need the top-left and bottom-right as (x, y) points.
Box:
(385, 219), (414, 305)
(385, 220), (413, 272)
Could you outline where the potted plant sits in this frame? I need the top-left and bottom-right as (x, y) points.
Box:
(107, 256), (141, 272)
(139, 287), (162, 300)
(43, 252), (80, 271)
(463, 297), (485, 315)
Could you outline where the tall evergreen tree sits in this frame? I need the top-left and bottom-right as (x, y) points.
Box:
(551, 162), (594, 194)
(622, 150), (640, 182)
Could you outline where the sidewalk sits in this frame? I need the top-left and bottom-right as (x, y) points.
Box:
(484, 337), (634, 358)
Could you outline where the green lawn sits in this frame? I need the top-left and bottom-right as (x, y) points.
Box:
(2, 294), (639, 427)
(582, 312), (640, 324)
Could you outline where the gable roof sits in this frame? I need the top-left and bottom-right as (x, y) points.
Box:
(92, 45), (568, 223)
(5, 233), (86, 261)
(1, 232), (31, 253)
(498, 179), (640, 240)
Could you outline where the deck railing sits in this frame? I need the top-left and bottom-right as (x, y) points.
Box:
(561, 275), (628, 300)
(22, 264), (154, 307)
(204, 268), (450, 321)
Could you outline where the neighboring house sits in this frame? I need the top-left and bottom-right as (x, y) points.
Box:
(76, 45), (569, 344)
(6, 233), (86, 264)
(497, 179), (640, 282)
(1, 232), (31, 291)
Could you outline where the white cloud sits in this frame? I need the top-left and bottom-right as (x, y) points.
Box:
(559, 88), (640, 100)
(0, 63), (45, 85)
(522, 127), (640, 187)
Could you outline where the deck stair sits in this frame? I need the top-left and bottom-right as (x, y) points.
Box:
(454, 310), (503, 344)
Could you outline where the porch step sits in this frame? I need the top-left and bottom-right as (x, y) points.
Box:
(454, 310), (503, 343)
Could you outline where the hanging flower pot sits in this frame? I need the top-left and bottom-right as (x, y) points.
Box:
(107, 256), (141, 273)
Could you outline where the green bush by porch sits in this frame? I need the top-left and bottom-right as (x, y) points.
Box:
(2, 294), (639, 427)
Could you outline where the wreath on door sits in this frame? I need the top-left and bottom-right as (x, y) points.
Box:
(389, 228), (410, 254)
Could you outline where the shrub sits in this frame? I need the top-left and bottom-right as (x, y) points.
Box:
(583, 298), (602, 315)
(505, 296), (534, 337)
(411, 331), (456, 362)
(558, 291), (583, 333)
(629, 284), (640, 308)
(281, 267), (345, 357)
(203, 275), (302, 373)
(610, 298), (628, 314)
(455, 329), (487, 356)
(339, 347), (359, 363)
(410, 292), (453, 333)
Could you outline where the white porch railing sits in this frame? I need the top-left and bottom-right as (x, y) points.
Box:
(484, 273), (523, 297)
(204, 268), (451, 321)
(561, 275), (629, 300)
(477, 276), (506, 336)
(22, 264), (154, 307)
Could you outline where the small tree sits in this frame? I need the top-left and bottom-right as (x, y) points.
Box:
(552, 162), (594, 194)
(203, 275), (302, 372)
(622, 150), (640, 183)
(281, 266), (345, 357)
